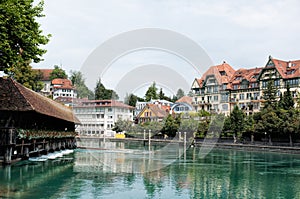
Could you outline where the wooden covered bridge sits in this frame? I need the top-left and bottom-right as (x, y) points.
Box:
(0, 77), (80, 164)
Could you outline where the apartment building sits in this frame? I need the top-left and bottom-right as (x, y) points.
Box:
(191, 61), (235, 115)
(191, 56), (300, 115)
(73, 99), (134, 137)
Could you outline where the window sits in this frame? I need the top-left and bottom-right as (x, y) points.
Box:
(213, 96), (218, 101)
(222, 84), (227, 90)
(207, 87), (212, 93)
(233, 85), (239, 90)
(262, 81), (267, 88)
(108, 108), (113, 112)
(235, 76), (242, 81)
(285, 79), (299, 86)
(220, 71), (226, 76)
(274, 79), (280, 87)
(221, 94), (228, 102)
(254, 92), (259, 100)
(222, 104), (228, 111)
(246, 93), (252, 100)
(213, 86), (218, 93)
(239, 93), (244, 100)
(251, 83), (258, 88)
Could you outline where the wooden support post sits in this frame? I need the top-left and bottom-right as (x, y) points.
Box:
(4, 147), (12, 164)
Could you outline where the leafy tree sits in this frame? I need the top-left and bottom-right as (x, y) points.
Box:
(229, 105), (245, 143)
(161, 114), (180, 137)
(262, 80), (277, 109)
(70, 70), (94, 99)
(49, 65), (67, 80)
(243, 115), (255, 143)
(280, 109), (300, 146)
(124, 93), (144, 107)
(94, 79), (119, 100)
(145, 82), (158, 101)
(8, 63), (44, 91)
(254, 107), (282, 145)
(283, 83), (294, 109)
(112, 119), (132, 133)
(187, 90), (194, 97)
(158, 88), (165, 100)
(178, 119), (198, 134)
(0, 0), (50, 73)
(176, 88), (185, 99)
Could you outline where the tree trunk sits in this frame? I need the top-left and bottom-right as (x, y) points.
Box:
(233, 134), (237, 144)
(251, 134), (254, 144)
(268, 134), (272, 145)
(289, 133), (293, 147)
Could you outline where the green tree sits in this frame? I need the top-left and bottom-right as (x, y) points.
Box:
(158, 88), (165, 100)
(113, 119), (132, 133)
(124, 93), (144, 107)
(0, 0), (50, 73)
(283, 84), (294, 109)
(49, 65), (67, 80)
(161, 114), (180, 137)
(280, 109), (299, 146)
(8, 62), (44, 91)
(176, 88), (185, 99)
(94, 79), (119, 100)
(70, 70), (94, 99)
(145, 82), (158, 101)
(229, 105), (245, 143)
(254, 107), (282, 145)
(262, 80), (277, 109)
(187, 90), (194, 97)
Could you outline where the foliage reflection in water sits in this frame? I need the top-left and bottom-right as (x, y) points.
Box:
(1, 142), (300, 198)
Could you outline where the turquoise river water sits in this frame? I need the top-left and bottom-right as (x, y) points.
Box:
(1, 141), (300, 199)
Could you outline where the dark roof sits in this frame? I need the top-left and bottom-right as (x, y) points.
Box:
(0, 77), (80, 124)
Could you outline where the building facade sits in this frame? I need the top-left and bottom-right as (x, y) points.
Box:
(191, 61), (235, 115)
(191, 56), (300, 115)
(73, 100), (134, 137)
(52, 78), (77, 100)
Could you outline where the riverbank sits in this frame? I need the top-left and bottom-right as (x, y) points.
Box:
(77, 136), (300, 154)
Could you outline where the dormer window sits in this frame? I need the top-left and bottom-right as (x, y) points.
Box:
(235, 76), (242, 81)
(286, 70), (295, 75)
(220, 71), (226, 76)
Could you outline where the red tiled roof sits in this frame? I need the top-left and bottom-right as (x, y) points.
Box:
(197, 62), (235, 87)
(228, 67), (263, 89)
(0, 77), (80, 124)
(176, 96), (192, 105)
(52, 78), (74, 89)
(137, 104), (170, 118)
(270, 58), (300, 79)
(34, 69), (53, 81)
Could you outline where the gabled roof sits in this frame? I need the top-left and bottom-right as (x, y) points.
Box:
(0, 77), (80, 124)
(196, 62), (235, 87)
(137, 104), (170, 118)
(268, 57), (300, 79)
(176, 96), (192, 105)
(228, 67), (263, 89)
(52, 78), (74, 89)
(34, 69), (53, 81)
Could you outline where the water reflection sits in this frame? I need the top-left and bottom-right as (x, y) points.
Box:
(1, 142), (300, 198)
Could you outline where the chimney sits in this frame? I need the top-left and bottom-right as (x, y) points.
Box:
(288, 61), (292, 68)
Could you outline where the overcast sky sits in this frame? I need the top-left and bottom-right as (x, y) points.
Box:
(33, 0), (300, 95)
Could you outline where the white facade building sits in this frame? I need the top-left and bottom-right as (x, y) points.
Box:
(73, 100), (134, 137)
(52, 78), (77, 100)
